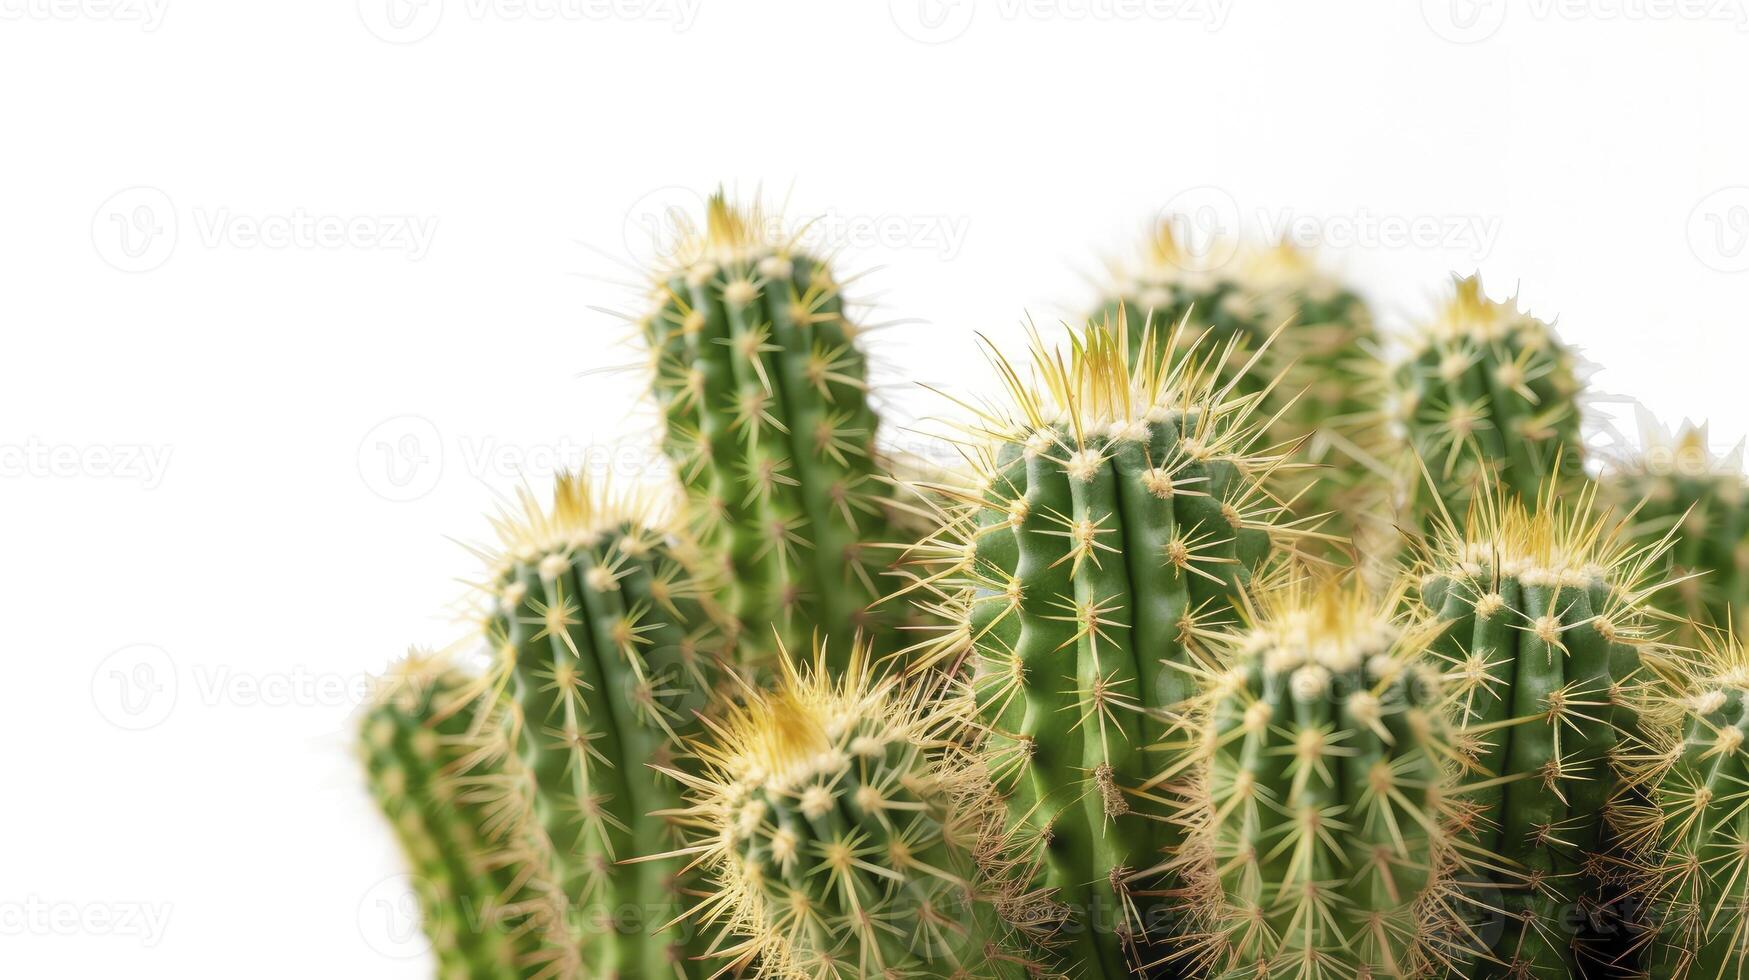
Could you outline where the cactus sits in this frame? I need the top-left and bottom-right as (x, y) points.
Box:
(638, 193), (907, 671)
(906, 318), (1309, 974)
(1414, 480), (1674, 977)
(1172, 575), (1474, 978)
(359, 653), (578, 980)
(656, 641), (1050, 979)
(1626, 632), (1749, 979)
(1391, 275), (1586, 533)
(1605, 417), (1749, 637)
(479, 473), (727, 978)
(1099, 222), (1386, 564)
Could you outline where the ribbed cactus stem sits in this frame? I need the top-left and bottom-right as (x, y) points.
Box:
(482, 473), (726, 978)
(1177, 577), (1469, 978)
(1393, 275), (1585, 532)
(657, 643), (1048, 979)
(909, 319), (1306, 974)
(360, 655), (577, 980)
(639, 192), (904, 672)
(1417, 480), (1672, 977)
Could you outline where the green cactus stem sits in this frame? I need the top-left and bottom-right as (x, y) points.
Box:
(1174, 576), (1474, 979)
(637, 192), (907, 672)
(360, 653), (578, 980)
(1605, 417), (1749, 638)
(906, 318), (1313, 976)
(479, 473), (727, 978)
(652, 641), (1051, 979)
(1391, 275), (1586, 534)
(1415, 480), (1675, 978)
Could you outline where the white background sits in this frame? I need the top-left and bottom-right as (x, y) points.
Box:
(3, 1), (1746, 976)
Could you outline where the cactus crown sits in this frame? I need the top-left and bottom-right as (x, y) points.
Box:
(1174, 575), (1473, 979)
(663, 642), (1034, 979)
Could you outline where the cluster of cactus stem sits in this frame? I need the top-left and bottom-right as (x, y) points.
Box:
(356, 192), (1748, 979)
(1099, 221), (1388, 560)
(1604, 416), (1749, 637)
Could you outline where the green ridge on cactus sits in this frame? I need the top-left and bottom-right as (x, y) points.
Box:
(360, 653), (578, 980)
(1605, 417), (1749, 638)
(1173, 575), (1474, 979)
(1414, 481), (1673, 978)
(1099, 221), (1387, 562)
(1392, 275), (1586, 533)
(1626, 632), (1749, 979)
(478, 474), (727, 979)
(653, 641), (1052, 979)
(638, 192), (905, 672)
(907, 317), (1310, 976)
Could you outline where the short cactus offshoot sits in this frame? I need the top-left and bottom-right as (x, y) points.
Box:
(1626, 633), (1749, 979)
(1098, 222), (1385, 561)
(1391, 275), (1585, 533)
(360, 654), (577, 980)
(907, 318), (1312, 975)
(638, 193), (906, 672)
(1415, 480), (1675, 977)
(652, 642), (1048, 979)
(1605, 417), (1749, 637)
(477, 474), (726, 978)
(1171, 577), (1474, 979)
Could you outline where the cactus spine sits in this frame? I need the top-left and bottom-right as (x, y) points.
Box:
(1605, 418), (1749, 637)
(639, 194), (905, 671)
(1175, 577), (1472, 978)
(1415, 481), (1670, 977)
(360, 654), (577, 979)
(1391, 275), (1585, 531)
(1099, 223), (1385, 561)
(1628, 633), (1749, 979)
(481, 474), (725, 978)
(910, 319), (1305, 974)
(659, 642), (1048, 979)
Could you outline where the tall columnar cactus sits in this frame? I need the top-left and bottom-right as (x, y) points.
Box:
(907, 319), (1308, 975)
(480, 473), (726, 978)
(1173, 576), (1473, 978)
(657, 642), (1050, 979)
(360, 654), (578, 980)
(1627, 633), (1749, 979)
(1605, 417), (1749, 637)
(1099, 222), (1386, 562)
(637, 193), (905, 671)
(1414, 481), (1673, 977)
(1391, 275), (1586, 532)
